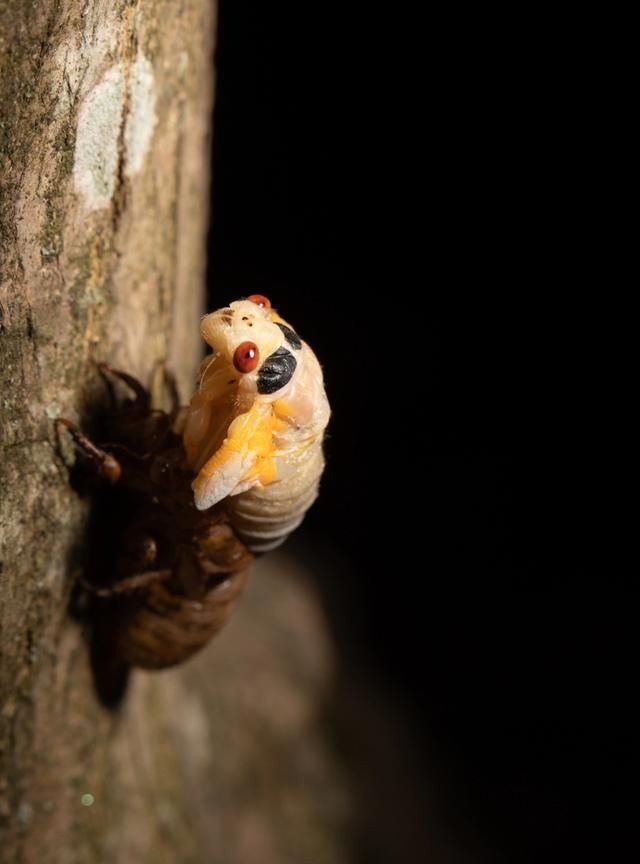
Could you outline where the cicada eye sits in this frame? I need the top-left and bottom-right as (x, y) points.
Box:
(233, 341), (260, 373)
(247, 294), (271, 309)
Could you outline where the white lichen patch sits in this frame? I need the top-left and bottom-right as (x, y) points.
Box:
(125, 53), (157, 177)
(73, 65), (124, 210)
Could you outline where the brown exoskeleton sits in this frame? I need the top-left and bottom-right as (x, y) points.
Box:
(57, 296), (329, 691)
(58, 364), (252, 680)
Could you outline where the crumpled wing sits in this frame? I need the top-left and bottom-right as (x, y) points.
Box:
(192, 402), (280, 510)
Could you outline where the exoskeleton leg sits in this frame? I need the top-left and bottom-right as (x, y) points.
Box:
(98, 362), (150, 406)
(55, 418), (122, 483)
(82, 569), (173, 597)
(162, 365), (180, 418)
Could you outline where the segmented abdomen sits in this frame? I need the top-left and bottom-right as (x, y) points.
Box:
(116, 569), (247, 669)
(230, 441), (325, 552)
(109, 509), (252, 670)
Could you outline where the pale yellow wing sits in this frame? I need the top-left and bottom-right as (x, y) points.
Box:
(192, 402), (282, 510)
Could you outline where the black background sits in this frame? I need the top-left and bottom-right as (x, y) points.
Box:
(208, 4), (628, 861)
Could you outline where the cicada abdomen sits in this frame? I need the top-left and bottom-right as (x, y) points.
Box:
(229, 439), (326, 552)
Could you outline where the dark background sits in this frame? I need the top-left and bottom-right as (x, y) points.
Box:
(208, 4), (627, 861)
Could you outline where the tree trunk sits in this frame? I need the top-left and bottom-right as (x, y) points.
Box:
(0, 0), (214, 857)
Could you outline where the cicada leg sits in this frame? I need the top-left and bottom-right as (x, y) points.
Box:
(98, 362), (151, 408)
(82, 569), (173, 597)
(162, 365), (180, 420)
(55, 418), (122, 483)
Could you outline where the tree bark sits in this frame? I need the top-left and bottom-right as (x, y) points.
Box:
(0, 0), (212, 859)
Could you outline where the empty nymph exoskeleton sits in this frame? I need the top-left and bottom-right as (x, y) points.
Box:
(57, 295), (330, 672)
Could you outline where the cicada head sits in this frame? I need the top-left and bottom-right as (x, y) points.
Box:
(199, 296), (301, 401)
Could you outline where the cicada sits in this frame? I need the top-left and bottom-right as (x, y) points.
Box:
(58, 295), (330, 677)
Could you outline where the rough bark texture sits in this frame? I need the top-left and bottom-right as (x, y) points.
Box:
(0, 0), (213, 856)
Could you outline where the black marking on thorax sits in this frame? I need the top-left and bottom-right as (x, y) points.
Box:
(276, 323), (302, 350)
(257, 346), (297, 394)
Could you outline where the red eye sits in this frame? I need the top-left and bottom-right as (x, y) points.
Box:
(233, 341), (260, 373)
(247, 294), (271, 309)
